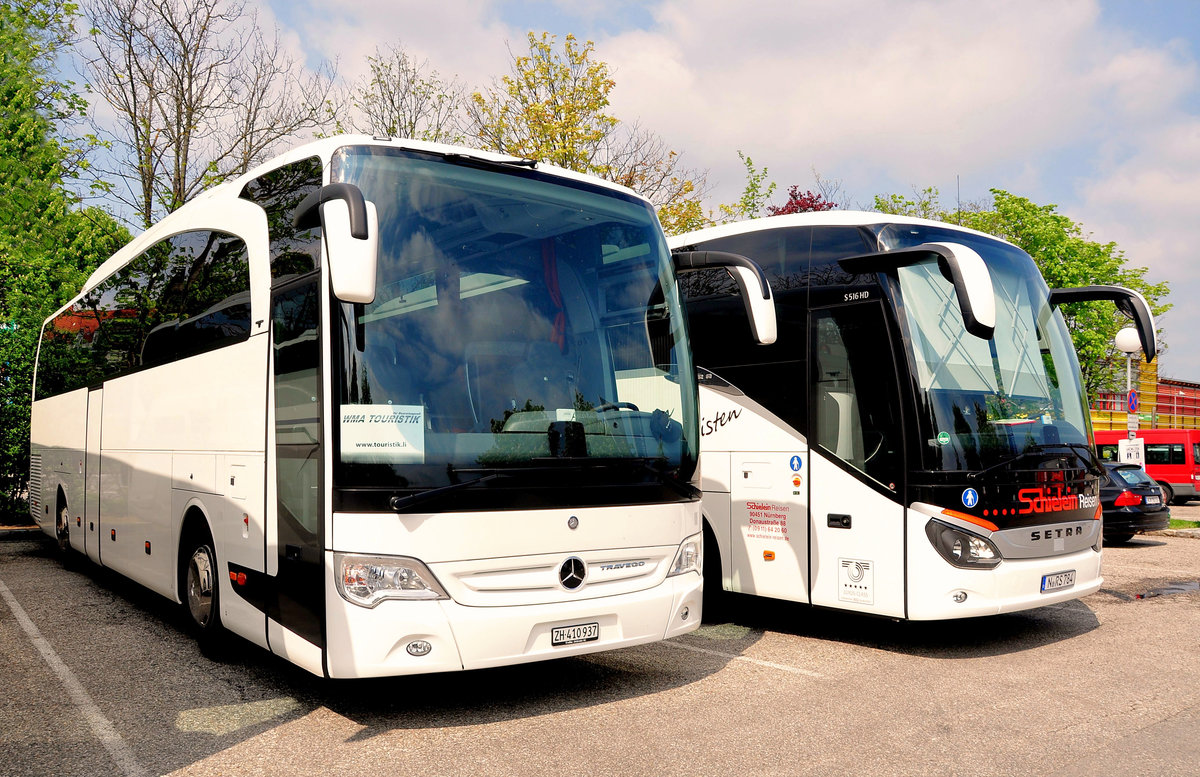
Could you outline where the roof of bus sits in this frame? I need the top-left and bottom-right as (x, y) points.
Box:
(665, 210), (1013, 250)
(77, 135), (648, 296)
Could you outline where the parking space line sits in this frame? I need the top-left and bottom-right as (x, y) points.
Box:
(662, 638), (824, 678)
(0, 578), (149, 777)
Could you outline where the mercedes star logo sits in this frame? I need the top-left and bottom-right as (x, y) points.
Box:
(559, 557), (586, 590)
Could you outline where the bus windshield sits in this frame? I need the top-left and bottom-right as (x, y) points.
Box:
(329, 145), (696, 499)
(878, 224), (1092, 473)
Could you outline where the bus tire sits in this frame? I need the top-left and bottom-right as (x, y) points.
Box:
(701, 521), (728, 623)
(1158, 482), (1174, 504)
(56, 502), (71, 555)
(181, 528), (225, 650)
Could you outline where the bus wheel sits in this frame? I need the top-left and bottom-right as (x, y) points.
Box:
(701, 522), (728, 624)
(1158, 482), (1174, 504)
(56, 504), (71, 555)
(183, 534), (222, 642)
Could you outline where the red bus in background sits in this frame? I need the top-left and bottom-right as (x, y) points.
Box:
(1095, 428), (1200, 505)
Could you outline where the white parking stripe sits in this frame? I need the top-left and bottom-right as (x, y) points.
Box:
(0, 578), (149, 777)
(662, 638), (824, 678)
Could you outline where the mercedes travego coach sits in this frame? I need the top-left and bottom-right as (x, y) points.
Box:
(28, 136), (776, 677)
(669, 212), (1156, 620)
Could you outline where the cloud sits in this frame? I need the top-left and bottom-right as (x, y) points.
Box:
(252, 1), (1200, 378)
(277, 0), (518, 88)
(1072, 118), (1200, 377)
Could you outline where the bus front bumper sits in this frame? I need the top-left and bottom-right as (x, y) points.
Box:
(906, 546), (1103, 620)
(323, 571), (702, 678)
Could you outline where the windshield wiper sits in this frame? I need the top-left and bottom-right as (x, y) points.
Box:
(442, 152), (538, 172)
(529, 456), (700, 500)
(387, 471), (512, 512)
(1030, 442), (1106, 476)
(967, 442), (1104, 481)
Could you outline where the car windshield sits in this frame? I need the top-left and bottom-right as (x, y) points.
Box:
(329, 146), (697, 494)
(878, 224), (1093, 474)
(1114, 466), (1154, 487)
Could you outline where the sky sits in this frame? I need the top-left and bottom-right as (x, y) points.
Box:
(83, 0), (1200, 380)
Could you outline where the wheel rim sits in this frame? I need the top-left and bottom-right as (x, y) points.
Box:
(187, 545), (215, 628)
(57, 507), (70, 552)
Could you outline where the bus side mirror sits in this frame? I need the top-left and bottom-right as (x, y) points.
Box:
(673, 250), (777, 345)
(838, 242), (996, 340)
(1048, 285), (1157, 362)
(293, 183), (379, 304)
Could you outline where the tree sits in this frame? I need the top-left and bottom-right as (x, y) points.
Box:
(83, 0), (334, 227)
(717, 151), (775, 223)
(768, 185), (837, 215)
(467, 31), (709, 234)
(334, 44), (467, 143)
(468, 32), (617, 172)
(872, 185), (945, 221)
(871, 186), (1171, 399)
(0, 0), (129, 519)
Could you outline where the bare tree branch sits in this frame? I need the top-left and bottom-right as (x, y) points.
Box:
(83, 0), (334, 227)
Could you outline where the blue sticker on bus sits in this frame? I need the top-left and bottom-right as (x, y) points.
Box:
(790, 455), (803, 472)
(962, 488), (979, 509)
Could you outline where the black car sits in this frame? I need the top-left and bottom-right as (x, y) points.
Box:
(1100, 462), (1170, 543)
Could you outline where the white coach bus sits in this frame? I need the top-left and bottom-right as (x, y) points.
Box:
(670, 212), (1156, 620)
(28, 136), (775, 677)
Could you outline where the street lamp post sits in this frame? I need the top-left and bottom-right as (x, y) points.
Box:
(1115, 327), (1142, 437)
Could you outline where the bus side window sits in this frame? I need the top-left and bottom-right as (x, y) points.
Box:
(240, 156), (323, 280)
(36, 230), (252, 398)
(141, 230), (252, 365)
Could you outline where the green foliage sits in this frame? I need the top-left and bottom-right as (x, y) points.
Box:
(718, 151), (776, 223)
(0, 0), (128, 519)
(468, 32), (709, 231)
(872, 186), (944, 221)
(656, 176), (710, 236)
(470, 32), (618, 172)
(870, 185), (1171, 400)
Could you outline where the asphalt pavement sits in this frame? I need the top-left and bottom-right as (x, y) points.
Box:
(1, 525), (1198, 776)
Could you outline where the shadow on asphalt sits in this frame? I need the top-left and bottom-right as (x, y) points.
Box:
(2, 533), (750, 755)
(695, 585), (1101, 662)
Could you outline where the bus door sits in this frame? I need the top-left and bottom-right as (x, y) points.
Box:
(807, 301), (907, 617)
(729, 448), (811, 603)
(267, 271), (325, 663)
(84, 386), (102, 564)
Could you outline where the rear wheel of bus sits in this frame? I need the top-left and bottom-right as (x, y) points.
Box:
(181, 521), (225, 652)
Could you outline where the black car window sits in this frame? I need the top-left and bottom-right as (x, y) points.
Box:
(1115, 467), (1154, 487)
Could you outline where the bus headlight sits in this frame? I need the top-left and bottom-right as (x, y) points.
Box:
(668, 532), (703, 577)
(925, 519), (1002, 569)
(334, 553), (449, 607)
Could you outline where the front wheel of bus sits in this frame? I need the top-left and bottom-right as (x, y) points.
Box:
(701, 521), (728, 623)
(183, 534), (225, 651)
